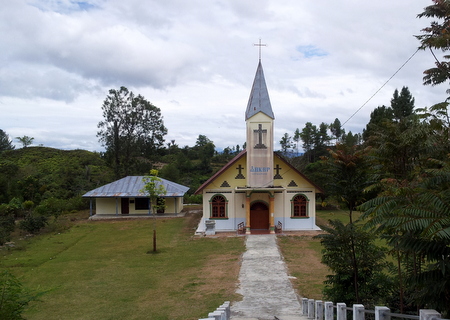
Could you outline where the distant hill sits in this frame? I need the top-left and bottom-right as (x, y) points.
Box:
(0, 147), (114, 204)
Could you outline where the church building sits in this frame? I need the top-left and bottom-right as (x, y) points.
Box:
(195, 60), (323, 234)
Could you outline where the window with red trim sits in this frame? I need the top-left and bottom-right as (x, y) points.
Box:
(292, 194), (308, 217)
(211, 195), (227, 218)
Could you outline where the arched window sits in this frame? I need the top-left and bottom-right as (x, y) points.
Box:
(210, 195), (227, 218)
(292, 194), (308, 217)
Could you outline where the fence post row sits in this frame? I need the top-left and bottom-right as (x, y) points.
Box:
(199, 299), (444, 320)
(199, 301), (230, 320)
(302, 298), (442, 320)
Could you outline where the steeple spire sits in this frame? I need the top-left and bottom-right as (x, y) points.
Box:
(245, 61), (274, 120)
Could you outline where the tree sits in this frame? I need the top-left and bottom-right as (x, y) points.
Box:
(316, 122), (331, 150)
(0, 130), (14, 152)
(293, 128), (301, 155)
(329, 118), (345, 143)
(316, 220), (390, 307)
(141, 169), (166, 253)
(361, 159), (450, 315)
(363, 89), (427, 181)
(97, 87), (167, 178)
(391, 87), (415, 122)
(322, 144), (374, 223)
(195, 135), (212, 147)
(416, 0), (450, 91)
(15, 136), (33, 148)
(194, 135), (215, 173)
(300, 122), (317, 163)
(279, 133), (292, 155)
(341, 131), (361, 147)
(362, 105), (393, 142)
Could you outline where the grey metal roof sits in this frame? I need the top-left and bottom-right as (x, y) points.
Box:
(245, 61), (274, 120)
(82, 176), (189, 198)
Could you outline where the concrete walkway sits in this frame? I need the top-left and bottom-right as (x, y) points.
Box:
(230, 234), (308, 320)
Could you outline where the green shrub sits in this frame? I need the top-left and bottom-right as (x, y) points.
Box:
(0, 204), (16, 245)
(184, 194), (202, 204)
(34, 197), (66, 219)
(7, 198), (23, 218)
(65, 196), (87, 211)
(19, 215), (47, 234)
(0, 270), (41, 320)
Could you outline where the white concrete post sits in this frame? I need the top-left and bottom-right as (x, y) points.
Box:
(316, 300), (324, 320)
(375, 306), (390, 320)
(353, 304), (365, 320)
(302, 298), (309, 316)
(220, 301), (230, 319)
(325, 301), (334, 320)
(420, 310), (441, 320)
(308, 299), (315, 319)
(337, 303), (347, 320)
(216, 308), (227, 320)
(208, 310), (224, 320)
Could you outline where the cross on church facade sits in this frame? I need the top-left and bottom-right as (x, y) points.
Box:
(254, 38), (267, 60)
(274, 164), (283, 179)
(254, 124), (267, 149)
(235, 164), (245, 179)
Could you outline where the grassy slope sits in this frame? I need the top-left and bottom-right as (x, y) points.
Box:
(1, 212), (244, 320)
(0, 146), (114, 199)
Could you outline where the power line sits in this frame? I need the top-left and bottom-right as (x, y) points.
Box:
(341, 48), (420, 127)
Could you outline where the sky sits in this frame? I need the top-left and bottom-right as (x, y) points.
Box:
(0, 0), (446, 152)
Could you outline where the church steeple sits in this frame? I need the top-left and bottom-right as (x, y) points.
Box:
(245, 61), (274, 120)
(245, 60), (275, 188)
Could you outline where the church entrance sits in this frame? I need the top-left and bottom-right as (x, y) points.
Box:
(250, 202), (269, 230)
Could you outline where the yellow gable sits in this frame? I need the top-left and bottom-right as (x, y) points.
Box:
(273, 155), (317, 189)
(199, 152), (321, 193)
(202, 155), (247, 190)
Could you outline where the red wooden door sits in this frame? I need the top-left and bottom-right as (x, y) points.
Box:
(250, 202), (269, 229)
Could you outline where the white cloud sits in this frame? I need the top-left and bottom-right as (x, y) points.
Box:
(0, 0), (445, 152)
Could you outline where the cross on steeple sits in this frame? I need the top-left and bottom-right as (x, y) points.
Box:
(254, 38), (267, 61)
(254, 124), (267, 149)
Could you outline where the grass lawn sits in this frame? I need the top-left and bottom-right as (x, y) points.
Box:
(0, 210), (245, 320)
(1, 207), (355, 318)
(278, 234), (328, 300)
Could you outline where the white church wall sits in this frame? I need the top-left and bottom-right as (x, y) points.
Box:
(234, 192), (246, 218)
(202, 191), (241, 231)
(274, 192), (284, 217)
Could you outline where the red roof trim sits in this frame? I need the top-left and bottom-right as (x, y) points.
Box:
(194, 150), (247, 195)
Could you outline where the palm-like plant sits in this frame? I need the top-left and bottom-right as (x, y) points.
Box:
(361, 158), (450, 315)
